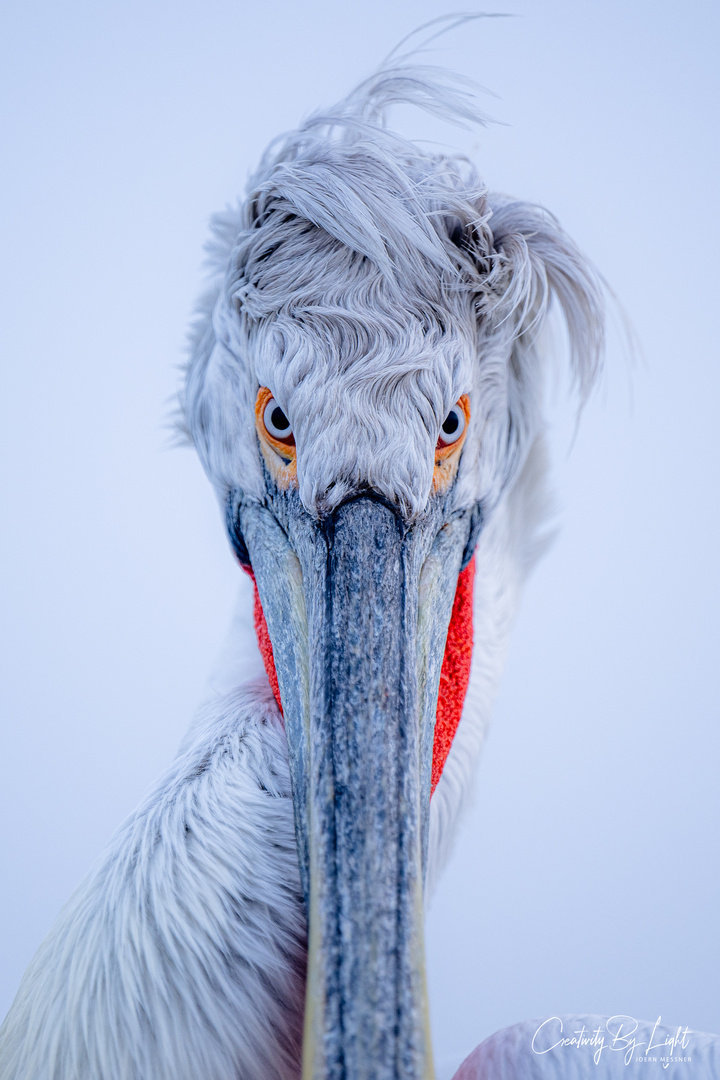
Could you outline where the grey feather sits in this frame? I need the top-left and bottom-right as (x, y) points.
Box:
(0, 682), (305, 1080)
(2, 63), (608, 1080)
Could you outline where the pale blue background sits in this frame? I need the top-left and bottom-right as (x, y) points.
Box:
(1, 2), (718, 1075)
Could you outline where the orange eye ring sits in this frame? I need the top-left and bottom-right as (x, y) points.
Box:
(256, 387), (296, 449)
(434, 394), (470, 491)
(257, 387), (295, 447)
(435, 395), (470, 458)
(255, 387), (298, 488)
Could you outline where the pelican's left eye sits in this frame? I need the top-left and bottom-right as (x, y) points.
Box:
(263, 397), (295, 444)
(437, 403), (466, 448)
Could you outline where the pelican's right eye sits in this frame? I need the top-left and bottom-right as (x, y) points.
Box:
(255, 387), (298, 490)
(263, 397), (294, 444)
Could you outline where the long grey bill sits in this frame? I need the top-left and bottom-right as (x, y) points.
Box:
(301, 498), (434, 1080)
(241, 494), (471, 1080)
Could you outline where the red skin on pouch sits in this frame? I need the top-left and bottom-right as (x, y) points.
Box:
(245, 555), (475, 797)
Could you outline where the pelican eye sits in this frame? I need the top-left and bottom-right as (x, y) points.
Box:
(263, 398), (294, 444)
(437, 403), (466, 448)
(255, 387), (297, 487)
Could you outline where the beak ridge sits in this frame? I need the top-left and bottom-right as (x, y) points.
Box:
(239, 493), (475, 1080)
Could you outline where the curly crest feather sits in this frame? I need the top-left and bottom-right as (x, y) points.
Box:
(182, 66), (604, 520)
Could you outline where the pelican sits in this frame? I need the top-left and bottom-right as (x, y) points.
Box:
(1, 59), (718, 1080)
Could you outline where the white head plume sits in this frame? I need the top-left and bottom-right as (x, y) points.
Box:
(182, 66), (605, 523)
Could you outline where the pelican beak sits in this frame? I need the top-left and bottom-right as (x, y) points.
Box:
(235, 490), (477, 1080)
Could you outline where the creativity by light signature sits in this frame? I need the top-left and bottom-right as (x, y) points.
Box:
(531, 1016), (692, 1068)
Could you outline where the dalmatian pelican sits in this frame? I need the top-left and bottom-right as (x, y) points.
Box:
(2, 54), (718, 1080)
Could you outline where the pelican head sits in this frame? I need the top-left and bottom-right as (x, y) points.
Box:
(183, 69), (603, 1080)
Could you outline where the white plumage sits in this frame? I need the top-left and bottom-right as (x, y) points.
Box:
(2, 53), (716, 1080)
(0, 465), (536, 1080)
(1, 683), (304, 1079)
